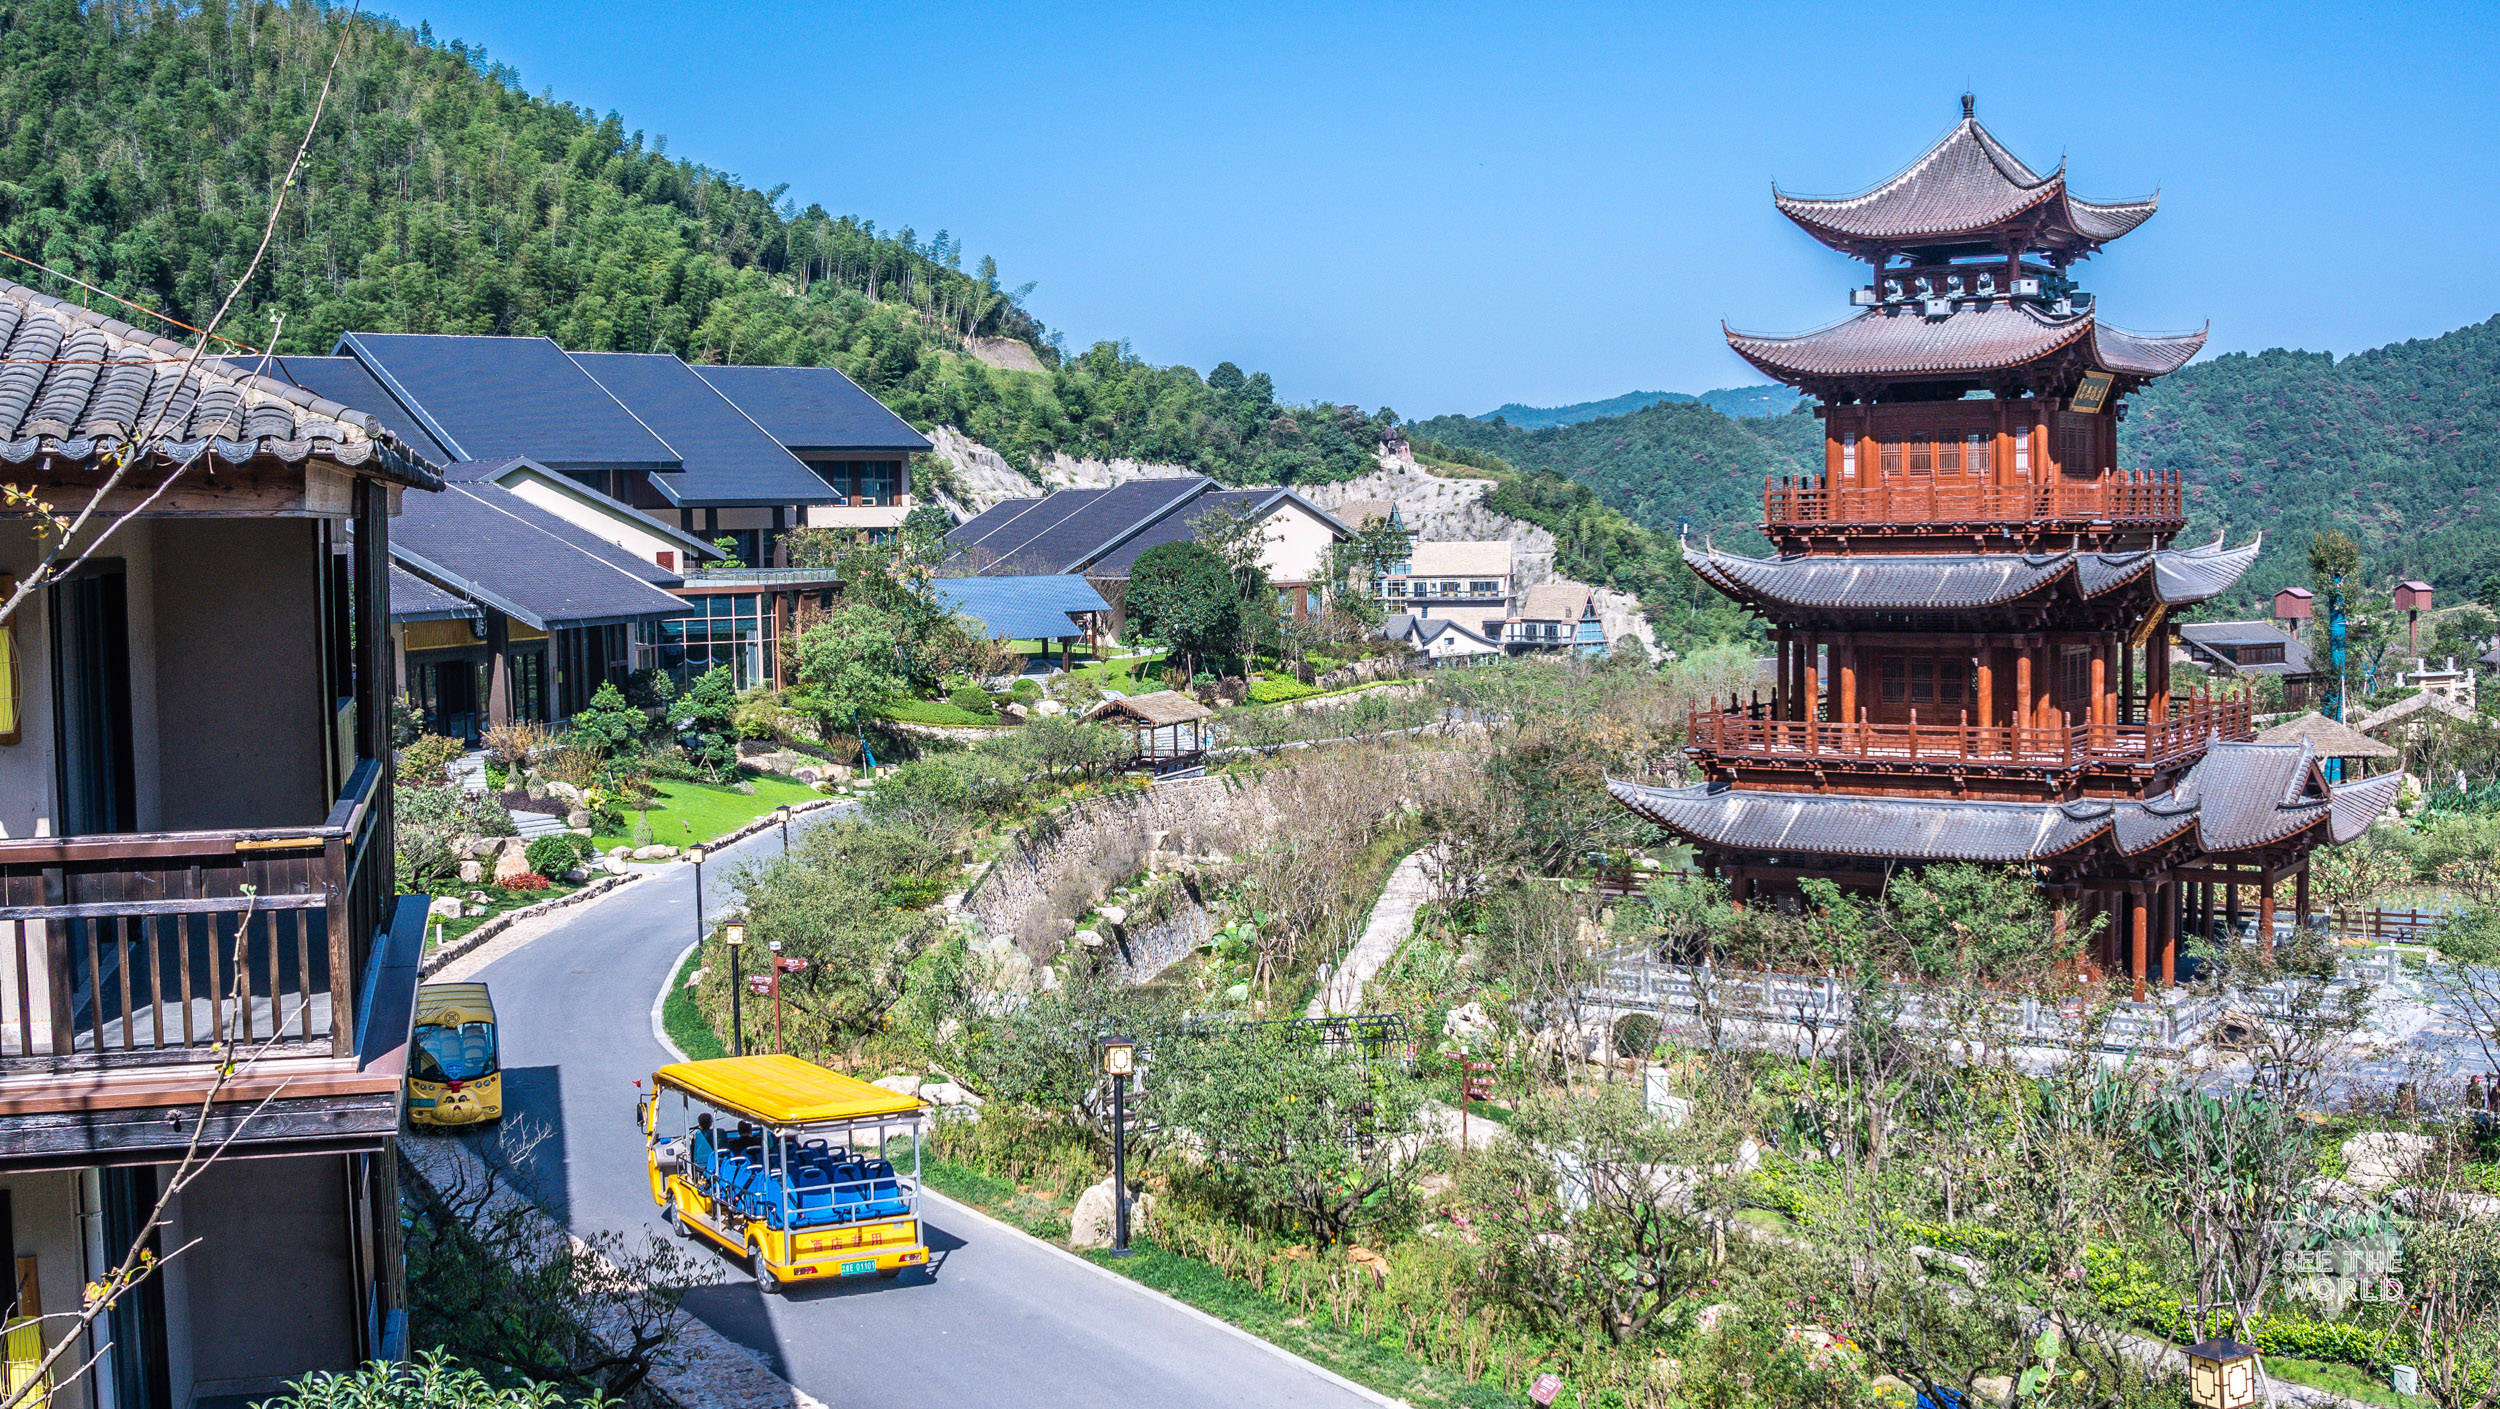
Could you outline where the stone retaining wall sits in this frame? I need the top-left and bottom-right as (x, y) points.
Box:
(964, 776), (1266, 956)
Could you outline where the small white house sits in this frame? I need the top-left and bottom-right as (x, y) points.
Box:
(1382, 612), (1503, 666)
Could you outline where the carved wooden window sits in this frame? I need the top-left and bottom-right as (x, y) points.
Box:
(2057, 645), (2092, 714)
(2055, 412), (2097, 476)
(1880, 656), (1907, 703)
(1966, 432), (1992, 476)
(1841, 431), (1858, 479)
(1907, 441), (1933, 476)
(1880, 441), (1902, 476)
(2013, 425), (2032, 479)
(1936, 436), (1962, 475)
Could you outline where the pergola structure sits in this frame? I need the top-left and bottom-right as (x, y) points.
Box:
(1083, 690), (1212, 768)
(2255, 712), (2400, 779)
(1613, 99), (2400, 998)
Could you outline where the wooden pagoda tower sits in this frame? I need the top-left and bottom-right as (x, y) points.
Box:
(1612, 98), (2400, 996)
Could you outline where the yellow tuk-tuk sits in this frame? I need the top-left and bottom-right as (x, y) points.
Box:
(640, 1054), (928, 1292)
(409, 983), (502, 1127)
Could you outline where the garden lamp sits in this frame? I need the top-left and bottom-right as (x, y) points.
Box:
(1099, 1034), (1137, 1255)
(776, 804), (792, 854)
(2183, 1337), (2260, 1409)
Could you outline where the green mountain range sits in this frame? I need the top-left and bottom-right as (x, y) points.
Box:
(1435, 314), (2500, 616)
(1478, 385), (1801, 428)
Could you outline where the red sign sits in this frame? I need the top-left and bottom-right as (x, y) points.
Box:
(1529, 1373), (1563, 1406)
(746, 974), (776, 997)
(775, 956), (810, 973)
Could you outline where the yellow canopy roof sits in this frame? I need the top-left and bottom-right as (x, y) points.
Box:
(416, 982), (495, 1027)
(655, 1054), (923, 1126)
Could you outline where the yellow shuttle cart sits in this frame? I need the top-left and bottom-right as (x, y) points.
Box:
(640, 1054), (928, 1292)
(409, 983), (501, 1126)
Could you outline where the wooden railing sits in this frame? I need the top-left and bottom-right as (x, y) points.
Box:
(0, 758), (388, 1071)
(1687, 691), (2252, 771)
(1763, 470), (2184, 532)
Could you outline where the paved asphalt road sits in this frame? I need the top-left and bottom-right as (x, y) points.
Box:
(462, 811), (1376, 1409)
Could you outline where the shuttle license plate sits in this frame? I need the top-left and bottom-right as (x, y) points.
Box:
(841, 1259), (875, 1276)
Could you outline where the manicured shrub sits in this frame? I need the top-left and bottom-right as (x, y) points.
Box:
(948, 683), (997, 717)
(397, 733), (465, 784)
(525, 834), (589, 877)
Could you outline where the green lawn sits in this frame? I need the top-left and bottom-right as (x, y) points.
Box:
(596, 775), (824, 852)
(875, 698), (1005, 726)
(1068, 650), (1168, 693)
(662, 945), (730, 1061)
(2263, 1356), (2426, 1407)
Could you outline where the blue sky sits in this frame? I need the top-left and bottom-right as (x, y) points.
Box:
(377, 1), (2499, 417)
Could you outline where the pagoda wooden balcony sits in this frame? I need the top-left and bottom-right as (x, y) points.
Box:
(0, 759), (390, 1073)
(1762, 470), (2184, 541)
(1686, 692), (2251, 777)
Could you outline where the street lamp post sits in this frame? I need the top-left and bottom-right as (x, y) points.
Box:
(725, 921), (747, 1057)
(777, 804), (792, 855)
(688, 846), (706, 954)
(1099, 1034), (1136, 1257)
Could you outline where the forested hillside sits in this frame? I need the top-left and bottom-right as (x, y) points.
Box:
(1434, 315), (2500, 615)
(2128, 314), (2500, 605)
(1417, 397), (1823, 553)
(0, 0), (1393, 482)
(1477, 384), (1800, 428)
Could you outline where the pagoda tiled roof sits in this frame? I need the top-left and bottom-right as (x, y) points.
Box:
(1683, 535), (2259, 613)
(1724, 302), (2205, 386)
(1771, 107), (2159, 258)
(1608, 739), (2397, 864)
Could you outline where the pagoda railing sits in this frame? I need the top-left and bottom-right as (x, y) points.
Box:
(1763, 470), (2183, 532)
(1686, 690), (2250, 772)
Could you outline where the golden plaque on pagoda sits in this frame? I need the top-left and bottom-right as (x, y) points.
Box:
(2071, 371), (2116, 414)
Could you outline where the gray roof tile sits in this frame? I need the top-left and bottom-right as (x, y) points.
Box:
(1688, 537), (2257, 613)
(392, 478), (689, 629)
(341, 332), (677, 471)
(694, 364), (930, 454)
(570, 352), (836, 506)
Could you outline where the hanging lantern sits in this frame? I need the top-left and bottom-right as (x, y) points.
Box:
(2183, 1337), (2261, 1409)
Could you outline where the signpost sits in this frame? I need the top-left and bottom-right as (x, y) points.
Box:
(1460, 1060), (1494, 1152)
(1529, 1372), (1564, 1406)
(766, 941), (808, 1053)
(1100, 1034), (1136, 1256)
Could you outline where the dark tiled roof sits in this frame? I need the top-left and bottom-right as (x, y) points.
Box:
(1086, 488), (1289, 578)
(392, 478), (690, 629)
(0, 279), (437, 487)
(2180, 621), (2316, 676)
(693, 364), (930, 454)
(1772, 109), (2159, 256)
(389, 565), (478, 623)
(946, 477), (1213, 575)
(1609, 739), (2397, 864)
(340, 333), (678, 471)
(236, 354), (454, 465)
(931, 574), (1110, 641)
(452, 455), (720, 559)
(1687, 536), (2257, 612)
(570, 352), (837, 507)
(1726, 303), (2205, 385)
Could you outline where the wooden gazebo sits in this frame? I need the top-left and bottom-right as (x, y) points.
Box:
(1083, 690), (1212, 766)
(2254, 712), (2399, 779)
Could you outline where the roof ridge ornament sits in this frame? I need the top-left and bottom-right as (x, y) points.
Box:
(1962, 92), (1975, 120)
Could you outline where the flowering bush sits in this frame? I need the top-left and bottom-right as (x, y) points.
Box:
(499, 872), (552, 892)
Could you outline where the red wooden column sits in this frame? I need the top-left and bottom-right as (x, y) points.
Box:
(1975, 639), (1995, 731)
(2015, 646), (2034, 752)
(2258, 878), (2277, 963)
(2159, 879), (2178, 988)
(2296, 860), (2311, 933)
(1774, 627), (1792, 721)
(1836, 635), (1858, 732)
(2090, 641), (2109, 743)
(2131, 888), (2150, 1003)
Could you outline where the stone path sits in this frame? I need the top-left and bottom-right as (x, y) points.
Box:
(1309, 846), (1440, 1018)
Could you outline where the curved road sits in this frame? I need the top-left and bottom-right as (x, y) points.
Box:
(460, 810), (1375, 1409)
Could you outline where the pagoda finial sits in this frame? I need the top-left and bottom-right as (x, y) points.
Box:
(1961, 92), (1975, 120)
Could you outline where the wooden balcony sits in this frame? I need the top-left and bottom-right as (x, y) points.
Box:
(0, 759), (391, 1073)
(1687, 691), (2252, 776)
(1762, 470), (2184, 541)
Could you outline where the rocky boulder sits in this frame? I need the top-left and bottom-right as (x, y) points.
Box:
(1069, 1176), (1154, 1250)
(1443, 1001), (1494, 1042)
(2344, 1132), (2436, 1193)
(492, 845), (535, 884)
(631, 845), (680, 862)
(870, 1073), (922, 1096)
